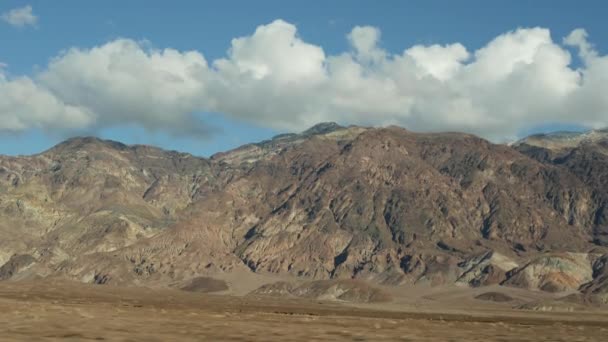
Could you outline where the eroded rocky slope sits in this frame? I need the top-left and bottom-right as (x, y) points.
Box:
(1, 124), (607, 298)
(513, 129), (608, 299)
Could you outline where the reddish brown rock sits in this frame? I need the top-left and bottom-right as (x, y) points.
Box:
(1, 124), (607, 294)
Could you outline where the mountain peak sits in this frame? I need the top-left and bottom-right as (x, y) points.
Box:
(301, 122), (344, 136)
(46, 136), (129, 154)
(513, 128), (608, 150)
(211, 122), (365, 164)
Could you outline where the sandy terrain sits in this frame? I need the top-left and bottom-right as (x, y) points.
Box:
(0, 280), (607, 341)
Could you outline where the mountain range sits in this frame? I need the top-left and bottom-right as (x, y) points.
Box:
(1, 123), (607, 303)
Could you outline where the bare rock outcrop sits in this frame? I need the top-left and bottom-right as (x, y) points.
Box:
(0, 123), (607, 296)
(503, 253), (594, 292)
(250, 279), (392, 303)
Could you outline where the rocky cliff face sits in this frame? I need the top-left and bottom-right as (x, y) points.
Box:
(1, 124), (606, 295)
(513, 129), (608, 297)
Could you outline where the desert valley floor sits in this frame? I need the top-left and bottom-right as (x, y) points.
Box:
(0, 279), (607, 341)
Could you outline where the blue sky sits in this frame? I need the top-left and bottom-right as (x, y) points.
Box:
(0, 0), (606, 156)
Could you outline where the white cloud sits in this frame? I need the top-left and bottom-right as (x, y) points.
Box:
(39, 39), (210, 135)
(405, 43), (469, 81)
(1, 20), (608, 141)
(209, 20), (328, 129)
(564, 28), (597, 62)
(0, 72), (94, 132)
(1, 5), (37, 28)
(215, 20), (326, 83)
(348, 26), (385, 64)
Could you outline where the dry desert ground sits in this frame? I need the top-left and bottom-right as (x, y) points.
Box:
(0, 280), (607, 341)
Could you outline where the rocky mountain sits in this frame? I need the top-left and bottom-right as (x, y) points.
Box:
(1, 123), (607, 300)
(513, 128), (608, 299)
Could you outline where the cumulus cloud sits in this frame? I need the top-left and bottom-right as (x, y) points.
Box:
(0, 73), (94, 132)
(1, 5), (37, 28)
(405, 43), (469, 81)
(1, 20), (608, 140)
(348, 26), (385, 64)
(564, 28), (597, 62)
(39, 39), (210, 135)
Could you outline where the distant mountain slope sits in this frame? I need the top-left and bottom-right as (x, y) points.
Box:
(512, 129), (608, 150)
(1, 124), (606, 297)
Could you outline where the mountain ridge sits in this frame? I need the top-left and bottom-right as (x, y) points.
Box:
(10, 122), (606, 160)
(1, 123), (607, 304)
